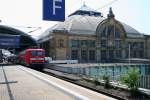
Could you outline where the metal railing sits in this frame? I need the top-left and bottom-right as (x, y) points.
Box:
(50, 64), (150, 89)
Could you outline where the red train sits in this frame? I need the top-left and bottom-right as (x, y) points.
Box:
(18, 48), (45, 70)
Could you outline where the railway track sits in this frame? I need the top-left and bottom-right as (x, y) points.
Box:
(43, 68), (126, 100)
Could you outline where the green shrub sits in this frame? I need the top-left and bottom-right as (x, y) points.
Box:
(103, 75), (110, 88)
(121, 67), (140, 96)
(93, 78), (100, 86)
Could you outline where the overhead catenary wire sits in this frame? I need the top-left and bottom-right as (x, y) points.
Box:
(0, 22), (41, 29)
(95, 0), (119, 11)
(66, 0), (84, 17)
(2, 24), (42, 33)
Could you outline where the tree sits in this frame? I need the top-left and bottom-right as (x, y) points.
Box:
(121, 67), (140, 95)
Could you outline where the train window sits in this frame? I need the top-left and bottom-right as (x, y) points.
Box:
(31, 51), (36, 56)
(30, 51), (44, 56)
(37, 51), (44, 56)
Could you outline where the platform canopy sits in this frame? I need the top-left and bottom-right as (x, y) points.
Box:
(0, 25), (37, 54)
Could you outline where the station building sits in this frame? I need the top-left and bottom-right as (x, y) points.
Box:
(38, 5), (150, 63)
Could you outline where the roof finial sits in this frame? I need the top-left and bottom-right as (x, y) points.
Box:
(107, 7), (115, 18)
(83, 0), (86, 7)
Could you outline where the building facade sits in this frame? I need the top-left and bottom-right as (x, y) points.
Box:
(38, 5), (150, 63)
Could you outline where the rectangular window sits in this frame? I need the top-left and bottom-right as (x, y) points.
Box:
(139, 51), (144, 58)
(109, 50), (114, 59)
(89, 50), (95, 61)
(134, 42), (138, 49)
(101, 50), (107, 60)
(71, 40), (79, 47)
(125, 42), (129, 48)
(145, 66), (150, 75)
(101, 40), (107, 48)
(81, 50), (87, 61)
(138, 42), (144, 49)
(126, 50), (129, 58)
(116, 50), (121, 58)
(88, 40), (95, 47)
(81, 40), (88, 47)
(71, 50), (78, 60)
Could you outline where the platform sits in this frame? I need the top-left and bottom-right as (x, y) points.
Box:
(0, 65), (116, 100)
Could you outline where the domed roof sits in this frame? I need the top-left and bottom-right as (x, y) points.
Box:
(39, 6), (143, 40)
(52, 15), (105, 35)
(69, 4), (101, 17)
(79, 4), (97, 12)
(38, 15), (104, 40)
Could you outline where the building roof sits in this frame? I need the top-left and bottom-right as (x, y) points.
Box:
(121, 23), (144, 38)
(52, 15), (105, 35)
(69, 4), (101, 17)
(79, 4), (97, 12)
(0, 25), (37, 53)
(38, 6), (145, 41)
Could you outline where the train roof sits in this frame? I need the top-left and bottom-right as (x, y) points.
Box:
(26, 48), (45, 51)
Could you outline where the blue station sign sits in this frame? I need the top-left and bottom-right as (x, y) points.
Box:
(43, 0), (65, 21)
(0, 35), (20, 48)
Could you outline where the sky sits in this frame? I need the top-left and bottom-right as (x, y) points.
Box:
(0, 0), (149, 39)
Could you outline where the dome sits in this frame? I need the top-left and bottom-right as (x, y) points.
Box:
(69, 4), (102, 17)
(52, 15), (105, 35)
(39, 6), (143, 40)
(38, 14), (104, 40)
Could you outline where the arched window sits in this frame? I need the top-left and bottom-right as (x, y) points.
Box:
(115, 40), (121, 48)
(115, 28), (120, 38)
(96, 16), (126, 61)
(101, 39), (107, 48)
(107, 25), (114, 38)
(100, 25), (121, 38)
(101, 27), (106, 37)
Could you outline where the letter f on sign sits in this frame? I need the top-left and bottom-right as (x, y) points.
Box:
(43, 0), (65, 21)
(53, 0), (62, 15)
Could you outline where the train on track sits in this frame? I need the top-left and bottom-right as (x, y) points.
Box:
(18, 48), (46, 70)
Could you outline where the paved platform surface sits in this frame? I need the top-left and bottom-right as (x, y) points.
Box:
(0, 65), (116, 100)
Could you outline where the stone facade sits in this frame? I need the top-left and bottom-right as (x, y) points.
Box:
(38, 6), (150, 63)
(39, 32), (150, 63)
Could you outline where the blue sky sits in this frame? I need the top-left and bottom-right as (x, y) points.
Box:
(0, 0), (149, 38)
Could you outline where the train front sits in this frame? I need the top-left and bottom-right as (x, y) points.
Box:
(29, 49), (45, 70)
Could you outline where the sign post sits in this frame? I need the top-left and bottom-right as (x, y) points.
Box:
(43, 0), (65, 21)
